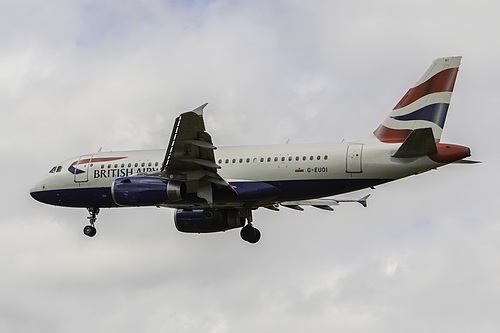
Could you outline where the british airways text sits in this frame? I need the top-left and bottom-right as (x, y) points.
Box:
(94, 167), (159, 178)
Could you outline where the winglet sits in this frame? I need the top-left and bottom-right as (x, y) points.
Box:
(335, 194), (370, 207)
(189, 103), (208, 117)
(357, 194), (370, 207)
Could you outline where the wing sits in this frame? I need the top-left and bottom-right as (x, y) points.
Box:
(277, 195), (370, 211)
(159, 104), (231, 204)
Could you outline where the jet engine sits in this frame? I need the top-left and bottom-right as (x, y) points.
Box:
(112, 176), (185, 206)
(174, 208), (246, 233)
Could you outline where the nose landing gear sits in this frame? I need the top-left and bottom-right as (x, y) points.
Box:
(83, 207), (99, 237)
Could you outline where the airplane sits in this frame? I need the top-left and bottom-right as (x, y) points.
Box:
(30, 56), (473, 243)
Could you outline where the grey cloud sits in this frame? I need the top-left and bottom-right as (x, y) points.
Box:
(1, 1), (499, 332)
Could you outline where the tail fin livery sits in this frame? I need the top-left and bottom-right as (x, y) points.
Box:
(373, 56), (461, 143)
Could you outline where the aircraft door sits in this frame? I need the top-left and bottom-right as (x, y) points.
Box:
(346, 144), (363, 173)
(73, 154), (93, 182)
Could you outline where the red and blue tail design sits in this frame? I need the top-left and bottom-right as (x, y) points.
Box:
(373, 56), (461, 143)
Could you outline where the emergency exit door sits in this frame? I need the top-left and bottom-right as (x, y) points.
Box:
(346, 144), (363, 173)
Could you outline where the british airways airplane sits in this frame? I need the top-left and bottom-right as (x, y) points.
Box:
(30, 56), (472, 243)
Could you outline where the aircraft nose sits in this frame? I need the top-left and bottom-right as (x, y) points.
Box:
(30, 181), (47, 203)
(30, 189), (41, 202)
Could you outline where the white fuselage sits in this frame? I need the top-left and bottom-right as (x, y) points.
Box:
(30, 140), (445, 209)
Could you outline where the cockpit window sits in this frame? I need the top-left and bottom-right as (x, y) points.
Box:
(49, 166), (62, 173)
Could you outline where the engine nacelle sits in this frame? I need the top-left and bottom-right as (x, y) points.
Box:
(112, 176), (185, 206)
(174, 209), (246, 233)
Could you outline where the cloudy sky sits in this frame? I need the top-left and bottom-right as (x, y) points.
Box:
(2, 0), (499, 332)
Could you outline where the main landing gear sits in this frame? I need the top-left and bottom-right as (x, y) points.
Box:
(83, 206), (99, 237)
(240, 223), (261, 244)
(238, 208), (261, 244)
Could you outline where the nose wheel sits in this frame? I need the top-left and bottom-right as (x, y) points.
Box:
(84, 207), (99, 237)
(83, 225), (97, 237)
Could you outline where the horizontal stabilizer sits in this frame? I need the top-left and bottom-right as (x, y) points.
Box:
(452, 159), (481, 164)
(392, 128), (437, 158)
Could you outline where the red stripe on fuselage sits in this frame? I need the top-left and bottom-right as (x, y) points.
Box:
(70, 157), (127, 166)
(393, 67), (458, 110)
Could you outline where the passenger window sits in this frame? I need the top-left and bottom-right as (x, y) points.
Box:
(148, 162), (152, 167)
(317, 155), (321, 160)
(260, 158), (264, 162)
(218, 159), (222, 164)
(302, 156), (306, 161)
(274, 157), (278, 162)
(155, 162), (159, 167)
(324, 155), (328, 160)
(114, 164), (118, 168)
(121, 163), (125, 168)
(128, 163), (132, 167)
(101, 164), (105, 169)
(246, 158), (250, 163)
(296, 156), (299, 161)
(288, 156), (292, 161)
(108, 164), (111, 168)
(281, 157), (285, 162)
(253, 158), (257, 163)
(141, 162), (145, 167)
(225, 159), (229, 164)
(267, 157), (271, 162)
(239, 158), (243, 163)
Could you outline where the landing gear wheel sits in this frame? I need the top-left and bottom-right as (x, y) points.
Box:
(83, 225), (97, 237)
(84, 207), (100, 237)
(249, 228), (261, 244)
(240, 225), (261, 244)
(202, 208), (219, 223)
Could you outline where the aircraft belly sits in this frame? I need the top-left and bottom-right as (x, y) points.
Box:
(30, 187), (117, 208)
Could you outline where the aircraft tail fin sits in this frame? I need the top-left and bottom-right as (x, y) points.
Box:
(373, 56), (461, 143)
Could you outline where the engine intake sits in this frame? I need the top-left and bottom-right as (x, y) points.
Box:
(175, 209), (246, 233)
(112, 176), (185, 206)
